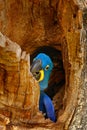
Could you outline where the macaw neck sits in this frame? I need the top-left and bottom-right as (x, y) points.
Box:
(39, 70), (51, 91)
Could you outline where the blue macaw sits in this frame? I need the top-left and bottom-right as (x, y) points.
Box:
(30, 53), (56, 122)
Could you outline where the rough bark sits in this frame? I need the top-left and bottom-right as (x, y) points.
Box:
(0, 0), (86, 130)
(69, 7), (87, 130)
(0, 32), (40, 125)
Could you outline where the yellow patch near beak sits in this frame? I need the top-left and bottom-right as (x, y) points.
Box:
(38, 69), (44, 82)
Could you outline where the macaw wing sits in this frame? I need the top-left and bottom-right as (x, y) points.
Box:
(39, 91), (56, 122)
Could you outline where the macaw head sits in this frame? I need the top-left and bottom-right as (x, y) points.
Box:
(30, 53), (53, 91)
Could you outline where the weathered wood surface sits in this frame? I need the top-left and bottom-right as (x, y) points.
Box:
(69, 8), (87, 130)
(0, 0), (86, 130)
(0, 32), (40, 125)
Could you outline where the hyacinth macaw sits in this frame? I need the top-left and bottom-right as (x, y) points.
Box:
(30, 53), (56, 122)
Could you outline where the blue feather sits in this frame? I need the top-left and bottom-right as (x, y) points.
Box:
(39, 91), (56, 122)
(34, 53), (53, 91)
(32, 53), (56, 122)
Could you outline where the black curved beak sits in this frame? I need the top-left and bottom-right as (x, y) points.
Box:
(30, 59), (42, 81)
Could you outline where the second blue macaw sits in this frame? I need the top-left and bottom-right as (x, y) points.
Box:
(30, 53), (56, 122)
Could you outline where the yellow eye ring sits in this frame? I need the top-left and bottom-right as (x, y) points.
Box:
(45, 65), (50, 70)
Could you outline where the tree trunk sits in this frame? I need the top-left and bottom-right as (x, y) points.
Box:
(0, 0), (86, 130)
(69, 7), (87, 130)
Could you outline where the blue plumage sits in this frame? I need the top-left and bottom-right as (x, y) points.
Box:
(31, 53), (56, 122)
(39, 91), (56, 122)
(34, 53), (53, 90)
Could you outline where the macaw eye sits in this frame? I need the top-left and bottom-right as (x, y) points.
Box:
(45, 65), (50, 70)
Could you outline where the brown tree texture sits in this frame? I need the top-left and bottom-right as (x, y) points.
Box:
(0, 0), (86, 130)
